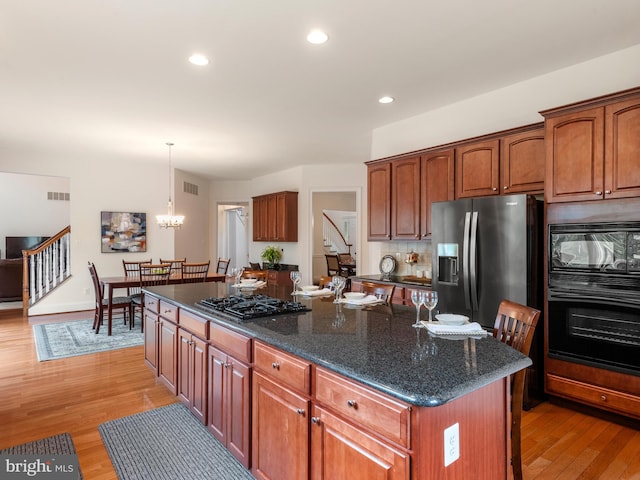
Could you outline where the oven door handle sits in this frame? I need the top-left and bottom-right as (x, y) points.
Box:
(548, 290), (640, 309)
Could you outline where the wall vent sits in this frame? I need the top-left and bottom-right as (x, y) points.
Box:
(183, 181), (199, 196)
(47, 192), (70, 201)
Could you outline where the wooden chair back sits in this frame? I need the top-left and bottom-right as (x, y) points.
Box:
(492, 299), (541, 480)
(182, 261), (211, 283)
(216, 258), (231, 274)
(122, 259), (151, 295)
(325, 254), (340, 276)
(88, 261), (131, 334)
(139, 263), (172, 287)
(159, 258), (186, 276)
(358, 281), (396, 304)
(241, 269), (268, 282)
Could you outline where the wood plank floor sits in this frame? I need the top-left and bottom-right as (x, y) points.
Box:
(1, 309), (639, 479)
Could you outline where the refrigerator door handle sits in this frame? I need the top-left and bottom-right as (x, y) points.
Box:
(470, 211), (479, 311)
(463, 211), (471, 309)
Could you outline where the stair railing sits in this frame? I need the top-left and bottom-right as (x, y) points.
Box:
(22, 226), (71, 315)
(322, 212), (352, 255)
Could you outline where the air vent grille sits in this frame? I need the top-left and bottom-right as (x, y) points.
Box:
(47, 192), (70, 201)
(183, 181), (199, 196)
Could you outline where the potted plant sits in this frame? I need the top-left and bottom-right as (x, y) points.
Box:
(261, 245), (282, 270)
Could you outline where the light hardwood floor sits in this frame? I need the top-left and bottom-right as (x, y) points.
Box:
(1, 309), (639, 479)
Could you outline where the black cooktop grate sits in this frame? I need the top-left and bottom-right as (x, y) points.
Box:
(197, 294), (310, 320)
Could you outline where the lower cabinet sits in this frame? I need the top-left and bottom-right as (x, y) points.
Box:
(310, 405), (410, 480)
(158, 318), (178, 394)
(178, 329), (208, 423)
(208, 345), (251, 468)
(252, 371), (310, 480)
(143, 308), (159, 373)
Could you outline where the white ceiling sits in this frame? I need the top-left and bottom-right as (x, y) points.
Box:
(2, 0), (640, 180)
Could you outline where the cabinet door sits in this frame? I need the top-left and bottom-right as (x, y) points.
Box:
(455, 139), (500, 198)
(252, 197), (264, 241)
(545, 106), (605, 202)
(191, 336), (208, 423)
(227, 356), (251, 469)
(158, 319), (178, 394)
(310, 405), (409, 480)
(177, 329), (192, 405)
(252, 371), (309, 480)
(274, 191), (298, 242)
(605, 97), (640, 199)
(143, 311), (159, 374)
(421, 149), (454, 238)
(367, 162), (391, 240)
(207, 345), (227, 443)
(391, 157), (421, 240)
(501, 128), (545, 194)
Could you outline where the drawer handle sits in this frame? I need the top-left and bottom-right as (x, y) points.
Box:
(595, 191), (603, 196)
(600, 394), (608, 402)
(296, 408), (305, 416)
(605, 190), (611, 194)
(164, 309), (173, 314)
(347, 400), (358, 409)
(272, 362), (280, 370)
(224, 362), (232, 369)
(311, 417), (321, 425)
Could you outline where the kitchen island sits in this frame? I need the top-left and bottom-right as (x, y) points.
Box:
(143, 281), (531, 480)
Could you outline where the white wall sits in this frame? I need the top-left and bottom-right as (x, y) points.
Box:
(174, 168), (210, 263)
(0, 172), (70, 258)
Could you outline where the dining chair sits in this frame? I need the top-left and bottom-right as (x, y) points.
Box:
(337, 253), (356, 276)
(318, 276), (333, 289)
(492, 299), (541, 480)
(249, 262), (262, 270)
(159, 258), (186, 276)
(216, 258), (230, 275)
(325, 254), (341, 277)
(182, 261), (211, 283)
(130, 263), (171, 330)
(122, 259), (151, 319)
(358, 281), (396, 304)
(88, 262), (132, 335)
(241, 269), (268, 282)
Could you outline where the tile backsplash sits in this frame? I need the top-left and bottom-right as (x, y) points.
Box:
(381, 240), (433, 277)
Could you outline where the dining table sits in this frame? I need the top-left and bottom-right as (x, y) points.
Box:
(100, 272), (226, 335)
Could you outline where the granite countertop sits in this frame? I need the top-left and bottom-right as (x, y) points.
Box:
(145, 282), (531, 407)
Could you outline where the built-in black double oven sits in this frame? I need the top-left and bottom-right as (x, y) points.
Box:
(547, 221), (640, 376)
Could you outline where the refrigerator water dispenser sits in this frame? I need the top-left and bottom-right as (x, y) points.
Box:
(437, 243), (458, 284)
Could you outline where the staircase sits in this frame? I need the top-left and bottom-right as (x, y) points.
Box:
(322, 212), (353, 256)
(21, 226), (72, 314)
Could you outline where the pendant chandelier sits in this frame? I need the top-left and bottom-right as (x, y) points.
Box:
(156, 142), (185, 228)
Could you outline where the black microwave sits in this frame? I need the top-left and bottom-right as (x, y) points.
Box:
(549, 222), (640, 275)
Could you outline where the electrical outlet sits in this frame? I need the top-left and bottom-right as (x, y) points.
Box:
(444, 423), (460, 466)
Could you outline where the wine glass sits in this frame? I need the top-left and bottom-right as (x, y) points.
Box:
(290, 271), (301, 295)
(410, 289), (423, 328)
(332, 276), (346, 303)
(422, 290), (438, 323)
(234, 267), (244, 286)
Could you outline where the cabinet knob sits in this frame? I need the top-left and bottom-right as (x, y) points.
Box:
(595, 191), (603, 196)
(224, 362), (232, 369)
(311, 417), (321, 425)
(296, 408), (305, 416)
(347, 400), (358, 409)
(600, 394), (608, 402)
(492, 187), (497, 191)
(271, 362), (280, 370)
(503, 186), (508, 190)
(605, 190), (611, 194)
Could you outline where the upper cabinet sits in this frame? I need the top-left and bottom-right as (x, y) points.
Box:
(252, 191), (298, 242)
(455, 126), (545, 198)
(542, 87), (640, 203)
(367, 148), (454, 241)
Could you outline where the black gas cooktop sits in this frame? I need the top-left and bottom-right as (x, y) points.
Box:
(197, 294), (310, 320)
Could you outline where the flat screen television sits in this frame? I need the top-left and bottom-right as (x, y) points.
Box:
(5, 236), (48, 259)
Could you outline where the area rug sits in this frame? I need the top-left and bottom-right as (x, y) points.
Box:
(33, 317), (143, 361)
(0, 432), (83, 479)
(99, 403), (254, 480)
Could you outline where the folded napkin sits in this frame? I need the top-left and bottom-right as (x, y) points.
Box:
(232, 280), (267, 288)
(340, 294), (382, 305)
(294, 288), (333, 297)
(424, 322), (489, 336)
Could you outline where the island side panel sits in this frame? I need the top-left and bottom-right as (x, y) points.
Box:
(412, 378), (510, 480)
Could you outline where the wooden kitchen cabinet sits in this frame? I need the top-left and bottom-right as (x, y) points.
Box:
(455, 139), (500, 198)
(543, 87), (640, 203)
(367, 161), (392, 240)
(500, 127), (545, 194)
(421, 148), (455, 238)
(208, 321), (252, 469)
(252, 191), (298, 242)
(158, 317), (178, 394)
(144, 294), (179, 395)
(178, 328), (208, 423)
(143, 295), (160, 373)
(391, 156), (421, 240)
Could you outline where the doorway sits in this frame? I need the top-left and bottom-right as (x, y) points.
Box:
(218, 203), (249, 271)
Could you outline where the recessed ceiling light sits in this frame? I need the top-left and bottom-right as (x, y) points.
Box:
(378, 96), (395, 104)
(189, 54), (209, 66)
(307, 30), (329, 45)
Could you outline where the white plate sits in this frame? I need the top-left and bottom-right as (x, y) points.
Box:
(301, 285), (319, 292)
(240, 279), (258, 285)
(343, 292), (366, 300)
(435, 313), (469, 325)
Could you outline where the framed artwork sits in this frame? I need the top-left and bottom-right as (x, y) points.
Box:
(101, 211), (147, 253)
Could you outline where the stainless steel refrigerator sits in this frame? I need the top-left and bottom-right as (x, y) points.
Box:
(431, 194), (543, 330)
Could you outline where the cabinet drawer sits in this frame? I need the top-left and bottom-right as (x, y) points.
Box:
(254, 341), (311, 394)
(159, 300), (178, 323)
(144, 294), (159, 313)
(315, 367), (411, 448)
(209, 321), (251, 363)
(179, 310), (208, 339)
(547, 374), (640, 420)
